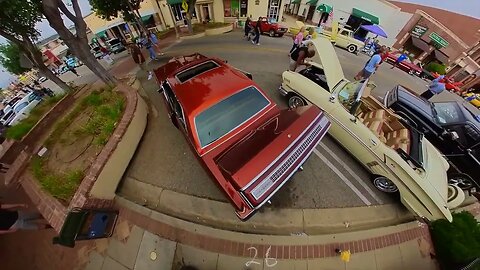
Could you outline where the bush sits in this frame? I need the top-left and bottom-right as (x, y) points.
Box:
(430, 211), (480, 265)
(426, 62), (447, 75)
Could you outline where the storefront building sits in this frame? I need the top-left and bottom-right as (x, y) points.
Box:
(393, 10), (470, 67)
(84, 0), (166, 43)
(286, 0), (412, 46)
(447, 42), (480, 92)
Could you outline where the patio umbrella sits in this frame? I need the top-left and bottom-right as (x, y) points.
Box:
(360, 24), (388, 38)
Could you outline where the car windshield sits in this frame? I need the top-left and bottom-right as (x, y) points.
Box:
(337, 81), (365, 109)
(432, 102), (463, 124)
(195, 86), (270, 148)
(109, 39), (120, 45)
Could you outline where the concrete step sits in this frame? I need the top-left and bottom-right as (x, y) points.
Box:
(117, 176), (415, 236)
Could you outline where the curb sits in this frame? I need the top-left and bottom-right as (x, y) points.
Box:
(119, 177), (414, 235)
(114, 195), (434, 260)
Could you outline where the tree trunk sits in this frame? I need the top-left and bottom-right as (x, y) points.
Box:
(37, 64), (69, 93)
(41, 0), (116, 87)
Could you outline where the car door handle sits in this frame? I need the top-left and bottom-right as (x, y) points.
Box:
(370, 138), (377, 146)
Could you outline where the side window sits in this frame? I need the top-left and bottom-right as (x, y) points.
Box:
(162, 82), (186, 126)
(464, 124), (480, 147)
(340, 30), (348, 36)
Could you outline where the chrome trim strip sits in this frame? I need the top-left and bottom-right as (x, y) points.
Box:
(248, 125), (330, 212)
(240, 112), (323, 191)
(250, 117), (329, 200)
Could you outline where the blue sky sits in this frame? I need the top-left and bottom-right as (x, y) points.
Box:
(1, 0), (479, 88)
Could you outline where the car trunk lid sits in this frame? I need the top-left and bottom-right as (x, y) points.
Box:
(216, 106), (330, 206)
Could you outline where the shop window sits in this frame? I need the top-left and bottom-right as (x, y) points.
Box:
(240, 0), (248, 17)
(223, 0), (240, 17)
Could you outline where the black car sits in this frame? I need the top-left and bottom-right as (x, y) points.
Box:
(384, 85), (480, 190)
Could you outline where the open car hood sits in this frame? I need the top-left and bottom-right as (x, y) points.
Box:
(308, 38), (346, 90)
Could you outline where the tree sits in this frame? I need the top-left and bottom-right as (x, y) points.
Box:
(89, 0), (146, 34)
(40, 0), (117, 87)
(0, 43), (31, 75)
(0, 0), (70, 91)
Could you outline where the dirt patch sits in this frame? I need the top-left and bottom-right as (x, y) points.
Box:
(31, 89), (126, 204)
(46, 109), (102, 175)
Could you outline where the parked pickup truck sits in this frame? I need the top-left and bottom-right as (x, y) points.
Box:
(250, 17), (288, 37)
(319, 22), (364, 54)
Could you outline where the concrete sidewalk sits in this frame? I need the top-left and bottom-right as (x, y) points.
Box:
(83, 196), (441, 270)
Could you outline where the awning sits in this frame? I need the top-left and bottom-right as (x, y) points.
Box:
(360, 24), (387, 38)
(411, 37), (431, 52)
(434, 50), (450, 64)
(352, 8), (379, 25)
(316, 4), (332, 13)
(291, 0), (301, 4)
(141, 15), (153, 23)
(167, 0), (183, 4)
(306, 0), (318, 5)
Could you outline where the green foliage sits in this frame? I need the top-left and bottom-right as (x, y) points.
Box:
(0, 0), (43, 40)
(31, 156), (84, 202)
(425, 62), (447, 75)
(46, 89), (124, 147)
(5, 95), (64, 140)
(0, 42), (31, 75)
(89, 0), (143, 22)
(431, 211), (480, 264)
(30, 90), (125, 202)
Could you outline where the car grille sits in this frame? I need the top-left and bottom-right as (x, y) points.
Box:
(251, 117), (328, 200)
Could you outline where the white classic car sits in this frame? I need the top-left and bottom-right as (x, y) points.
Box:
(279, 38), (464, 222)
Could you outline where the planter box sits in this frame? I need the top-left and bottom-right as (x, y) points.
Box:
(19, 82), (148, 232)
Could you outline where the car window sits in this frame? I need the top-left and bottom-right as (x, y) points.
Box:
(433, 103), (462, 124)
(195, 86), (270, 148)
(14, 102), (28, 113)
(337, 81), (363, 110)
(28, 94), (36, 102)
(464, 124), (480, 146)
(340, 30), (349, 36)
(162, 82), (185, 125)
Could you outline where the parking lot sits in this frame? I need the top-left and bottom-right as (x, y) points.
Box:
(118, 31), (451, 209)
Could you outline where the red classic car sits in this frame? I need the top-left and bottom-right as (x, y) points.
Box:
(250, 17), (288, 37)
(154, 54), (330, 220)
(386, 52), (422, 76)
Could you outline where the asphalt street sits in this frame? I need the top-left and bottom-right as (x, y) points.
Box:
(48, 30), (471, 210)
(119, 30), (422, 209)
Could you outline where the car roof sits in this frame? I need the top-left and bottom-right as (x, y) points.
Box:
(395, 85), (434, 118)
(155, 54), (261, 117)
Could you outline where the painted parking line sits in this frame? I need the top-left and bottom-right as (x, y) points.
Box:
(318, 142), (384, 204)
(313, 148), (372, 206)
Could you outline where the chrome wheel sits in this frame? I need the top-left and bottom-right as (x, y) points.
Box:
(269, 30), (275, 37)
(373, 176), (398, 193)
(288, 95), (306, 109)
(448, 174), (473, 190)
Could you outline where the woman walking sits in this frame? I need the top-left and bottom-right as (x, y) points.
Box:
(290, 26), (305, 55)
(129, 43), (146, 69)
(244, 16), (252, 39)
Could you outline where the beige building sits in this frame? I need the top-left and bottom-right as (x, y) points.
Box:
(286, 0), (413, 46)
(84, 0), (286, 41)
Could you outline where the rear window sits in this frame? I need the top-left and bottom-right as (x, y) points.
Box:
(176, 61), (219, 83)
(194, 86), (270, 147)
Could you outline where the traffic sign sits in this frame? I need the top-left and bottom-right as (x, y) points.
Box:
(182, 0), (188, 12)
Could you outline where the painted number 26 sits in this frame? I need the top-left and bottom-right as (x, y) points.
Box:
(245, 246), (278, 268)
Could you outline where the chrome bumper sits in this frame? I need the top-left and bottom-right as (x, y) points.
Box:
(278, 85), (288, 96)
